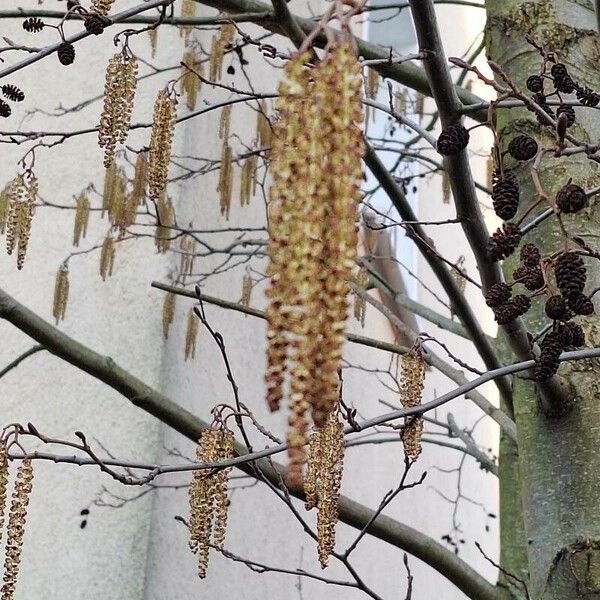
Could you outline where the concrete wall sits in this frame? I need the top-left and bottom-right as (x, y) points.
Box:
(0, 2), (499, 599)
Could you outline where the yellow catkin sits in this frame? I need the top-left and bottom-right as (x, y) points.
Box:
(0, 442), (8, 549)
(155, 193), (174, 253)
(256, 101), (272, 150)
(73, 192), (90, 247)
(265, 43), (364, 486)
(178, 232), (196, 278)
(219, 104), (232, 140)
(181, 49), (201, 111)
(91, 0), (114, 16)
(209, 23), (235, 81)
(148, 28), (158, 58)
(52, 263), (69, 324)
(98, 52), (138, 168)
(148, 89), (177, 203)
(99, 235), (116, 281)
(180, 0), (196, 39)
(353, 266), (369, 327)
(415, 93), (425, 121)
(6, 173), (37, 270)
(394, 89), (407, 113)
(1, 458), (33, 600)
(218, 142), (233, 220)
(184, 308), (198, 360)
(162, 291), (176, 339)
(239, 155), (257, 206)
(399, 353), (426, 460)
(240, 273), (252, 307)
(304, 413), (344, 568)
(365, 67), (379, 99)
(188, 428), (234, 578)
(131, 152), (147, 206)
(442, 169), (451, 204)
(0, 184), (11, 234)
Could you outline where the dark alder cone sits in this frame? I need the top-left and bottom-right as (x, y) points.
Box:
(532, 93), (554, 124)
(23, 17), (44, 32)
(57, 42), (76, 65)
(84, 14), (110, 35)
(551, 63), (576, 93)
(554, 251), (586, 300)
(0, 100), (11, 118)
(487, 222), (521, 262)
(436, 124), (469, 156)
(575, 86), (600, 107)
(566, 322), (585, 347)
(520, 243), (541, 267)
(513, 264), (544, 291)
(556, 323), (574, 348)
(508, 135), (538, 161)
(557, 104), (575, 127)
(545, 295), (567, 320)
(1, 85), (24, 102)
(491, 171), (519, 220)
(526, 75), (544, 92)
(569, 293), (595, 316)
(485, 283), (511, 308)
(493, 295), (531, 325)
(556, 182), (587, 214)
(534, 330), (564, 381)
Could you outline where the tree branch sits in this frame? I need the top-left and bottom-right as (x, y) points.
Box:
(0, 284), (498, 600)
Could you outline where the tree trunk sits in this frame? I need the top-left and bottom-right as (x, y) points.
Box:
(486, 1), (600, 598)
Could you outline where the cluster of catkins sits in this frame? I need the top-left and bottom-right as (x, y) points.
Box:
(485, 243), (592, 381)
(304, 412), (345, 567)
(265, 42), (364, 489)
(0, 442), (34, 600)
(0, 173), (38, 270)
(188, 427), (234, 579)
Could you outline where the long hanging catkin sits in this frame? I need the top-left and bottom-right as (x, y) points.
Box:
(399, 352), (426, 460)
(188, 427), (234, 579)
(1, 458), (34, 600)
(148, 89), (177, 203)
(265, 42), (364, 487)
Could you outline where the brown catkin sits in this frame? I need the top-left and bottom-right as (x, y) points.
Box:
(99, 235), (115, 281)
(181, 49), (201, 111)
(90, 0), (115, 16)
(353, 266), (369, 326)
(239, 155), (257, 206)
(52, 264), (69, 324)
(98, 52), (138, 168)
(1, 458), (33, 600)
(73, 192), (90, 247)
(0, 184), (10, 234)
(178, 232), (197, 279)
(399, 353), (426, 460)
(155, 193), (174, 253)
(162, 291), (176, 339)
(303, 413), (344, 568)
(180, 0), (196, 39)
(189, 428), (234, 578)
(148, 89), (177, 203)
(184, 308), (198, 360)
(131, 152), (147, 206)
(266, 43), (364, 486)
(0, 442), (8, 548)
(256, 101), (272, 150)
(209, 23), (235, 81)
(219, 104), (232, 140)
(218, 142), (233, 219)
(240, 273), (252, 307)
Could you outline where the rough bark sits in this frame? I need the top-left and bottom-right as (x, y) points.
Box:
(486, 1), (600, 598)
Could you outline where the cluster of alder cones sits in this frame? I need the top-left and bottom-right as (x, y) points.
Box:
(436, 59), (599, 382)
